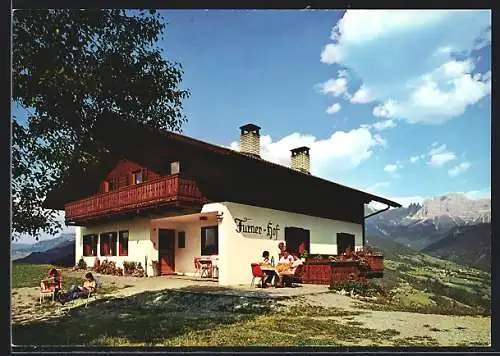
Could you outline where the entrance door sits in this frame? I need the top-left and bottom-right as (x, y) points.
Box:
(158, 229), (176, 275)
(336, 233), (355, 255)
(284, 227), (310, 257)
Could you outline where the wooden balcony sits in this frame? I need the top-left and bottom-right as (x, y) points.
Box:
(64, 174), (207, 223)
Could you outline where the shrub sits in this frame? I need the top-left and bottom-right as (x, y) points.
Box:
(151, 260), (160, 276)
(123, 261), (137, 275)
(329, 280), (387, 298)
(76, 257), (87, 270)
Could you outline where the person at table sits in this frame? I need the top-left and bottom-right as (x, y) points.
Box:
(278, 241), (303, 268)
(258, 250), (275, 287)
(260, 250), (271, 265)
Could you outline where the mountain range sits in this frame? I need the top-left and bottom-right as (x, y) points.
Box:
(365, 192), (491, 271)
(365, 192), (491, 250)
(12, 233), (75, 264)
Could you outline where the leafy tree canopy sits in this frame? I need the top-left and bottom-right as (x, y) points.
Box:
(12, 9), (190, 240)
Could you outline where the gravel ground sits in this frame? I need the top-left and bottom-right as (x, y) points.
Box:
(11, 275), (491, 346)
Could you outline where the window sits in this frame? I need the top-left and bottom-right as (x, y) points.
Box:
(100, 232), (117, 256)
(201, 226), (218, 256)
(119, 230), (129, 256)
(337, 233), (355, 255)
(178, 231), (186, 248)
(83, 234), (98, 256)
(170, 161), (180, 175)
(133, 170), (143, 184)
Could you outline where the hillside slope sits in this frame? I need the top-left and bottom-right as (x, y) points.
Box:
(421, 223), (491, 272)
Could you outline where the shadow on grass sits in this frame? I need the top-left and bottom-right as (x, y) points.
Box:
(12, 289), (275, 346)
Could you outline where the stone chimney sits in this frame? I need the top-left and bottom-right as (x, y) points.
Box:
(290, 146), (310, 174)
(239, 124), (261, 158)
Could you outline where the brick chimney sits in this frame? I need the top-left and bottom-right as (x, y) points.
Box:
(290, 146), (310, 174)
(239, 124), (261, 158)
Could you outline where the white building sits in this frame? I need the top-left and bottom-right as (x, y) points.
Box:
(45, 121), (400, 286)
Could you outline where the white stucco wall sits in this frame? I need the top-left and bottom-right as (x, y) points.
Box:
(150, 219), (217, 276)
(76, 217), (156, 276)
(202, 202), (363, 286)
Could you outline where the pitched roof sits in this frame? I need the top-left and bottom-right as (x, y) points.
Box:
(44, 117), (401, 217)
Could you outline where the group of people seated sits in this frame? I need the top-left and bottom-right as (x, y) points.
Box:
(258, 241), (304, 288)
(41, 269), (97, 305)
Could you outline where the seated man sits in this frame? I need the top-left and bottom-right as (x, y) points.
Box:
(58, 272), (96, 305)
(275, 242), (303, 287)
(259, 251), (275, 287)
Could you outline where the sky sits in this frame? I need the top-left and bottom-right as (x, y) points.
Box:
(13, 10), (491, 242)
(160, 10), (491, 208)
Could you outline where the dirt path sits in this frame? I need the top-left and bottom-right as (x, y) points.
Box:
(291, 293), (491, 346)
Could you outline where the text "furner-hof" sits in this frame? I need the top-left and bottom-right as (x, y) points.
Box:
(234, 217), (280, 240)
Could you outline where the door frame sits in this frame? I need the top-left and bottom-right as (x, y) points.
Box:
(158, 228), (176, 274)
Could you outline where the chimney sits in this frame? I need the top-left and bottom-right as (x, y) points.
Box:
(290, 146), (311, 174)
(239, 123), (261, 158)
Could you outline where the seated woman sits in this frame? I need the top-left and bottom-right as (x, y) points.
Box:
(41, 268), (62, 296)
(260, 250), (271, 265)
(58, 272), (96, 305)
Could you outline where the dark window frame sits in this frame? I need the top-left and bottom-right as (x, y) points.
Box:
(83, 234), (98, 257)
(178, 231), (186, 248)
(133, 170), (143, 184)
(201, 226), (218, 256)
(100, 231), (117, 257)
(119, 230), (129, 256)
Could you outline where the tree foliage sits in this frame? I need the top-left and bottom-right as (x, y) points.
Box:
(12, 9), (190, 240)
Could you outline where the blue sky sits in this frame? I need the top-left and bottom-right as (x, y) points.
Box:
(13, 10), (491, 242)
(160, 10), (491, 207)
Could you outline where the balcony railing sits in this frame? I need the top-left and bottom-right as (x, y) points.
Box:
(65, 174), (206, 222)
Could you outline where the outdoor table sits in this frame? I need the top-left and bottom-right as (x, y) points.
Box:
(198, 256), (219, 278)
(259, 265), (278, 287)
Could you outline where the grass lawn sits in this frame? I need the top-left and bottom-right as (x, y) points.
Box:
(11, 263), (119, 294)
(12, 290), (407, 347)
(11, 263), (82, 289)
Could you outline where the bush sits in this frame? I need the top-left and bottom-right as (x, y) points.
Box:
(123, 261), (137, 275)
(76, 257), (87, 270)
(329, 280), (387, 298)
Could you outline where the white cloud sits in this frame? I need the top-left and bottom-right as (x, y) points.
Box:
(372, 119), (396, 131)
(321, 10), (491, 124)
(229, 126), (384, 178)
(384, 164), (398, 173)
(427, 143), (457, 167)
(316, 77), (349, 97)
(366, 181), (391, 194)
(448, 161), (471, 177)
(463, 187), (490, 200)
(428, 152), (457, 167)
(383, 160), (404, 178)
(321, 43), (344, 64)
(409, 154), (425, 163)
(350, 85), (374, 104)
(326, 103), (341, 114)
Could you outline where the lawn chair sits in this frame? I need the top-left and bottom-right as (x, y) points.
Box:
(39, 269), (62, 304)
(60, 277), (102, 314)
(282, 264), (305, 287)
(194, 257), (202, 278)
(250, 263), (265, 288)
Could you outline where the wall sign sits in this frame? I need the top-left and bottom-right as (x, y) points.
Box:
(234, 217), (280, 240)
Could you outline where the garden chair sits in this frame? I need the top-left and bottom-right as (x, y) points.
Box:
(39, 269), (62, 304)
(250, 263), (265, 288)
(60, 277), (102, 314)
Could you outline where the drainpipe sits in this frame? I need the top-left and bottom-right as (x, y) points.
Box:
(362, 204), (391, 246)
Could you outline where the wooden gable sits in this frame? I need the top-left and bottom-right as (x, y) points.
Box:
(99, 160), (162, 193)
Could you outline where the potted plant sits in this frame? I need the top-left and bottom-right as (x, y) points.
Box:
(151, 260), (160, 277)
